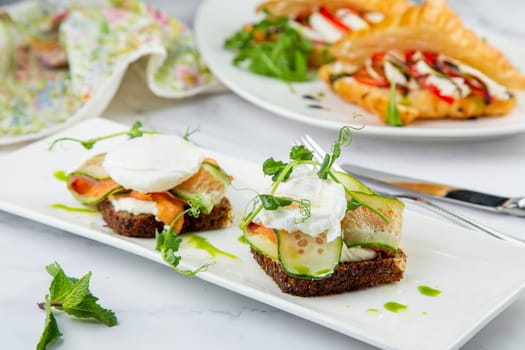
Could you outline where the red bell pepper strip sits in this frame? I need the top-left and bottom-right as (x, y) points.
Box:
(319, 7), (351, 32)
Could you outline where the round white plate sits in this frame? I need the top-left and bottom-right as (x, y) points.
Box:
(195, 0), (525, 140)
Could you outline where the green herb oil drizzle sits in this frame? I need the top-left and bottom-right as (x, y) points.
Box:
(53, 170), (68, 182)
(50, 204), (97, 214)
(186, 234), (238, 260)
(418, 285), (442, 297)
(237, 235), (248, 245)
(383, 302), (408, 313)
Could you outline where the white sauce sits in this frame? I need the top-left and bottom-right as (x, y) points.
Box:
(413, 60), (471, 98)
(363, 12), (384, 24)
(336, 8), (369, 31)
(110, 196), (157, 217)
(340, 245), (377, 262)
(103, 134), (203, 193)
(309, 12), (344, 43)
(456, 62), (511, 100)
(288, 20), (325, 42)
(384, 61), (407, 85)
(300, 8), (378, 44)
(254, 166), (347, 242)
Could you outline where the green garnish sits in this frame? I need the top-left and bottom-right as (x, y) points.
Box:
(182, 126), (200, 141)
(224, 17), (314, 82)
(385, 82), (404, 127)
(36, 296), (62, 350)
(240, 124), (388, 230)
(48, 121), (160, 150)
(259, 194), (311, 224)
(36, 262), (117, 349)
(155, 194), (210, 276)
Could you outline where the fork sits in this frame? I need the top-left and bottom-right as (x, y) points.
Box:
(296, 134), (525, 245)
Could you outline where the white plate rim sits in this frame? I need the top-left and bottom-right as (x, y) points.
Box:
(194, 0), (525, 141)
(1, 118), (525, 350)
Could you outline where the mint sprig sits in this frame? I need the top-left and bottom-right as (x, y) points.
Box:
(36, 296), (62, 350)
(36, 262), (117, 349)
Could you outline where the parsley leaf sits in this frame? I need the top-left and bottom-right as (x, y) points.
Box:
(36, 296), (62, 350)
(385, 81), (404, 126)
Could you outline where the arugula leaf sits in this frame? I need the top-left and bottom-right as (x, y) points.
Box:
(224, 17), (315, 82)
(289, 145), (313, 161)
(385, 81), (404, 126)
(36, 296), (62, 350)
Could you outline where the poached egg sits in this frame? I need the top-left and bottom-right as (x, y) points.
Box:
(254, 166), (347, 242)
(103, 134), (204, 193)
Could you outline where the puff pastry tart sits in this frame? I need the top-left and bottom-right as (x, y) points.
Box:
(256, 0), (409, 67)
(320, 0), (525, 124)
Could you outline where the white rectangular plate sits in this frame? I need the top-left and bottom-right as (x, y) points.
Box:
(1, 119), (525, 350)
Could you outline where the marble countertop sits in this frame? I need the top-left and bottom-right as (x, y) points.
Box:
(2, 1), (525, 349)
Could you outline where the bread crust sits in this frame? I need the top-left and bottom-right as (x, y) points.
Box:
(98, 197), (233, 238)
(256, 0), (409, 18)
(329, 0), (525, 89)
(251, 248), (407, 297)
(319, 64), (517, 124)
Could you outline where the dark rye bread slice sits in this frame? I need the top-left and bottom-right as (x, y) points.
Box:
(251, 248), (407, 297)
(98, 197), (233, 238)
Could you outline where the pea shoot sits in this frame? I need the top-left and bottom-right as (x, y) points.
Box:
(48, 121), (160, 150)
(240, 124), (388, 231)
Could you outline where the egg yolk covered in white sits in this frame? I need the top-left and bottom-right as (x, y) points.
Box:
(103, 134), (204, 193)
(254, 166), (347, 242)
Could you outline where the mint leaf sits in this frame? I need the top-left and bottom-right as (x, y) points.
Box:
(60, 272), (93, 309)
(385, 82), (403, 126)
(46, 262), (77, 302)
(45, 263), (118, 326)
(62, 294), (117, 327)
(36, 296), (62, 350)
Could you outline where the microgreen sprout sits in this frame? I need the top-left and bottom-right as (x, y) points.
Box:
(48, 121), (160, 150)
(258, 194), (311, 224)
(155, 194), (210, 276)
(182, 126), (200, 141)
(240, 124), (389, 231)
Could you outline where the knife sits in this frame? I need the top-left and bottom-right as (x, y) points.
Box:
(341, 163), (525, 217)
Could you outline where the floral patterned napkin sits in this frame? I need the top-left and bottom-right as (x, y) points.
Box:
(0, 0), (216, 143)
